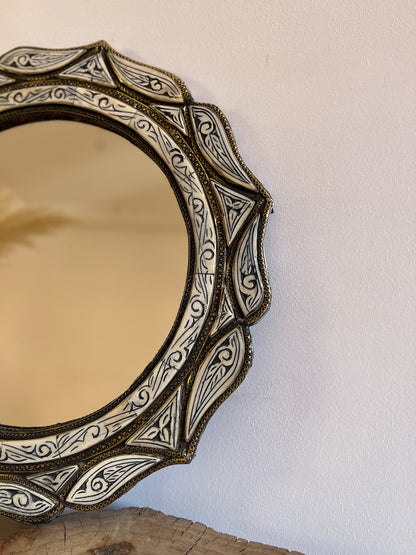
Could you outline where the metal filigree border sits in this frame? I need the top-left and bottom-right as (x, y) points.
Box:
(0, 41), (272, 523)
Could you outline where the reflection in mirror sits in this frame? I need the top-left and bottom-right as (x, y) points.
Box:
(0, 121), (187, 427)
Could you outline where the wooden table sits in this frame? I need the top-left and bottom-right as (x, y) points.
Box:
(0, 507), (304, 554)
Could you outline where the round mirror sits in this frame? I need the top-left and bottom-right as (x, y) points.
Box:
(0, 120), (188, 427)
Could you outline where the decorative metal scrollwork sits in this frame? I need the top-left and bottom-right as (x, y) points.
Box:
(0, 41), (271, 523)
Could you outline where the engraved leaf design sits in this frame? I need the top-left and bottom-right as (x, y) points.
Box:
(0, 47), (84, 74)
(190, 105), (256, 190)
(108, 52), (184, 103)
(66, 455), (161, 505)
(185, 328), (245, 440)
(0, 482), (56, 516)
(233, 215), (264, 316)
(60, 53), (115, 87)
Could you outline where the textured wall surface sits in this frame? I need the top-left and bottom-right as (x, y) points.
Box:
(0, 1), (415, 553)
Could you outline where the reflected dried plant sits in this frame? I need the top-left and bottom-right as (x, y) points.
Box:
(0, 189), (76, 258)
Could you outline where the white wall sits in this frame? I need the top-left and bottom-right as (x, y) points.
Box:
(0, 1), (415, 553)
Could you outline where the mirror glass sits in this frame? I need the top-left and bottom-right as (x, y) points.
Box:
(0, 121), (188, 427)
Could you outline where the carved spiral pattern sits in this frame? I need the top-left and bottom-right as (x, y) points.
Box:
(0, 439), (60, 463)
(152, 105), (187, 134)
(108, 52), (184, 103)
(0, 47), (84, 73)
(233, 215), (264, 316)
(128, 388), (181, 450)
(60, 53), (115, 87)
(0, 483), (56, 516)
(67, 455), (161, 505)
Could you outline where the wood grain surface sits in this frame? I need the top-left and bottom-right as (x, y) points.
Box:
(0, 507), (304, 554)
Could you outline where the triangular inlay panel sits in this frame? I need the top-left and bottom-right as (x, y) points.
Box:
(60, 53), (115, 87)
(0, 47), (84, 74)
(211, 286), (235, 335)
(0, 74), (13, 86)
(152, 104), (187, 134)
(127, 387), (182, 450)
(28, 465), (79, 493)
(212, 181), (255, 244)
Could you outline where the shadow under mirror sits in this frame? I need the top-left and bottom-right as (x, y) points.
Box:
(0, 120), (188, 428)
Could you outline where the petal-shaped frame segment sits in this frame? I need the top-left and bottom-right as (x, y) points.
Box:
(0, 41), (272, 523)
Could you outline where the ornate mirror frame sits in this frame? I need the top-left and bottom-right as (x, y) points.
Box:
(0, 41), (271, 523)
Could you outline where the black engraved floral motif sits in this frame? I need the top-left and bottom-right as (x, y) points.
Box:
(60, 53), (115, 87)
(0, 483), (56, 516)
(190, 106), (255, 189)
(152, 105), (187, 134)
(233, 215), (264, 316)
(0, 48), (83, 73)
(67, 455), (160, 505)
(108, 52), (183, 103)
(128, 389), (181, 450)
(186, 328), (245, 440)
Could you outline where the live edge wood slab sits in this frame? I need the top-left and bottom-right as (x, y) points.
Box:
(0, 507), (304, 554)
